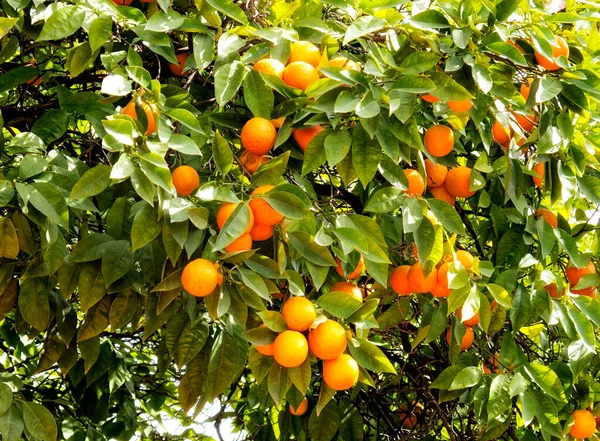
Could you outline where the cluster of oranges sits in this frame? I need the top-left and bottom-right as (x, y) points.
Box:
(565, 260), (597, 297)
(424, 159), (476, 206)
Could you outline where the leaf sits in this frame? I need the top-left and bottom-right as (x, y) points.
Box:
(523, 363), (567, 403)
(214, 61), (246, 107)
(244, 70), (274, 119)
(77, 297), (111, 342)
(238, 268), (270, 300)
(78, 263), (106, 311)
(426, 199), (466, 235)
(264, 191), (309, 220)
(193, 33), (214, 71)
(212, 130), (233, 175)
(487, 375), (512, 421)
(400, 51), (440, 75)
(23, 402), (57, 441)
(343, 15), (386, 45)
(69, 165), (111, 200)
(139, 153), (172, 191)
(486, 42), (528, 66)
(364, 187), (404, 213)
(428, 73), (474, 101)
(410, 10), (450, 29)
(18, 278), (49, 331)
(101, 240), (133, 287)
(178, 320), (209, 367)
(38, 6), (85, 41)
(89, 16), (112, 52)
(430, 365), (481, 390)
(309, 401), (340, 441)
(352, 124), (381, 187)
(205, 330), (248, 400)
(392, 75), (436, 93)
(206, 0), (248, 24)
(317, 291), (362, 319)
(578, 175), (600, 204)
(288, 231), (336, 267)
(324, 130), (352, 166)
(0, 17), (18, 40)
(554, 228), (590, 268)
(214, 203), (253, 251)
(288, 359), (312, 395)
(0, 217), (19, 259)
(348, 339), (395, 373)
(17, 183), (68, 229)
(572, 295), (600, 328)
(0, 382), (12, 415)
(131, 204), (162, 251)
(109, 290), (137, 330)
(0, 403), (23, 441)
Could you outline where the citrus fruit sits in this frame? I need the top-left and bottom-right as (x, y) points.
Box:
(534, 36), (569, 71)
(533, 162), (545, 188)
(424, 159), (448, 188)
(283, 61), (319, 90)
(408, 263), (438, 294)
(447, 100), (472, 113)
(292, 125), (323, 151)
(270, 117), (285, 128)
(566, 261), (596, 287)
(445, 166), (476, 199)
(241, 117), (277, 155)
(182, 258), (219, 297)
(431, 283), (451, 298)
(239, 150), (269, 175)
(329, 57), (361, 71)
(437, 262), (450, 288)
(457, 308), (480, 326)
(172, 165), (200, 196)
(281, 296), (316, 331)
(513, 112), (538, 132)
(273, 330), (309, 368)
(216, 202), (254, 233)
(289, 41), (321, 68)
(308, 319), (347, 360)
(169, 53), (189, 76)
(545, 283), (564, 298)
(424, 125), (454, 157)
(569, 409), (596, 438)
(455, 250), (474, 269)
(335, 256), (364, 279)
(290, 398), (309, 416)
(399, 402), (423, 429)
(535, 208), (558, 228)
(122, 100), (157, 136)
(491, 120), (511, 147)
(403, 169), (425, 197)
(253, 58), (285, 78)
(322, 354), (359, 390)
(250, 223), (274, 241)
(225, 233), (252, 253)
(390, 265), (412, 296)
(429, 185), (456, 206)
(446, 326), (474, 351)
(255, 325), (274, 356)
(112, 0), (133, 5)
(422, 94), (441, 103)
(249, 185), (284, 225)
(330, 281), (363, 303)
(520, 82), (531, 100)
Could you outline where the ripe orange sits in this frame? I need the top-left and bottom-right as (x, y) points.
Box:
(322, 354), (359, 390)
(533, 162), (545, 189)
(308, 319), (347, 360)
(445, 166), (476, 199)
(270, 117), (285, 128)
(273, 331), (309, 368)
(289, 41), (321, 68)
(335, 256), (364, 279)
(457, 308), (480, 327)
(390, 265), (412, 296)
(172, 165), (200, 196)
(216, 202), (254, 233)
(431, 283), (451, 298)
(446, 326), (474, 351)
(250, 223), (274, 241)
(545, 283), (564, 299)
(112, 0), (133, 5)
(569, 409), (596, 438)
(399, 402), (423, 429)
(408, 263), (438, 294)
(447, 100), (472, 113)
(241, 117), (277, 155)
(535, 208), (558, 228)
(282, 296), (316, 331)
(513, 112), (538, 132)
(403, 169), (425, 197)
(290, 398), (309, 416)
(250, 185), (284, 225)
(330, 281), (363, 303)
(424, 159), (448, 188)
(253, 58), (285, 78)
(225, 233), (252, 253)
(566, 261), (597, 295)
(491, 120), (511, 147)
(122, 100), (156, 136)
(255, 324), (275, 356)
(424, 125), (454, 157)
(239, 150), (269, 175)
(181, 258), (219, 297)
(169, 53), (189, 76)
(520, 82), (531, 100)
(437, 262), (450, 288)
(422, 94), (441, 103)
(535, 36), (569, 71)
(283, 61), (320, 91)
(429, 185), (456, 206)
(291, 125), (323, 152)
(455, 250), (474, 269)
(328, 57), (361, 71)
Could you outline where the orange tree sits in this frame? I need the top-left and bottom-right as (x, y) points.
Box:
(0, 0), (599, 440)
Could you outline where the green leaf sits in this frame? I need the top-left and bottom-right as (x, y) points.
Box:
(244, 70), (274, 119)
(77, 297), (111, 342)
(288, 231), (336, 267)
(206, 0), (249, 24)
(212, 130), (233, 175)
(31, 109), (69, 144)
(288, 359), (312, 395)
(139, 153), (172, 191)
(66, 42), (97, 78)
(167, 109), (202, 133)
(193, 33), (214, 71)
(567, 307), (596, 352)
(364, 187), (404, 213)
(19, 155), (48, 181)
(101, 241), (133, 287)
(177, 320), (209, 367)
(317, 291), (362, 319)
(578, 175), (600, 205)
(257, 310), (287, 332)
(487, 375), (512, 421)
(302, 130), (328, 176)
(238, 268), (270, 300)
(523, 363), (567, 403)
(18, 278), (49, 330)
(0, 403), (23, 441)
(325, 130), (352, 166)
(17, 183), (69, 229)
(410, 10), (450, 29)
(78, 263), (106, 312)
(89, 16), (113, 52)
(348, 338), (396, 373)
(426, 199), (466, 235)
(392, 75), (436, 93)
(264, 191), (309, 220)
(430, 365), (481, 390)
(352, 124), (381, 187)
(109, 290), (137, 330)
(486, 42), (528, 66)
(23, 402), (57, 441)
(343, 15), (386, 45)
(309, 401), (340, 441)
(428, 73), (474, 101)
(400, 51), (441, 75)
(205, 330), (248, 400)
(554, 228), (590, 269)
(214, 61), (246, 107)
(0, 217), (19, 259)
(38, 6), (85, 41)
(0, 382), (12, 415)
(214, 203), (253, 251)
(131, 204), (162, 251)
(0, 17), (18, 40)
(572, 295), (600, 328)
(69, 165), (111, 200)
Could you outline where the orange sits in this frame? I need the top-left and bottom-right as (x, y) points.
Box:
(445, 166), (476, 199)
(545, 283), (564, 299)
(569, 409), (596, 438)
(447, 100), (472, 113)
(533, 162), (545, 189)
(437, 262), (450, 288)
(241, 117), (277, 155)
(535, 36), (569, 71)
(329, 57), (361, 71)
(255, 324), (274, 356)
(424, 159), (448, 188)
(172, 165), (200, 196)
(520, 82), (531, 100)
(26, 76), (42, 86)
(431, 283), (451, 298)
(330, 281), (363, 303)
(429, 185), (455, 206)
(492, 120), (511, 147)
(112, 0), (133, 4)
(270, 117), (285, 128)
(253, 59), (285, 78)
(446, 326), (474, 351)
(181, 258), (219, 297)
(250, 185), (284, 225)
(513, 112), (538, 132)
(216, 202), (254, 233)
(225, 233), (252, 253)
(535, 208), (558, 228)
(424, 125), (454, 157)
(322, 354), (359, 390)
(308, 319), (347, 360)
(250, 223), (274, 241)
(335, 256), (364, 279)
(290, 398), (309, 416)
(288, 41), (321, 68)
(566, 261), (596, 296)
(455, 250), (474, 269)
(292, 125), (323, 152)
(422, 94), (441, 103)
(122, 100), (157, 136)
(408, 263), (438, 294)
(399, 402), (423, 429)
(282, 296), (316, 331)
(457, 308), (480, 327)
(273, 331), (309, 368)
(239, 150), (269, 175)
(403, 169), (425, 197)
(169, 53), (189, 76)
(283, 61), (320, 91)
(390, 265), (412, 296)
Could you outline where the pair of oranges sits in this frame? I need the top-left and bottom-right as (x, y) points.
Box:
(425, 161), (477, 203)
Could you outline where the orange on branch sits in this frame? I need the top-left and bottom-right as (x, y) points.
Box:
(545, 283), (564, 299)
(254, 324), (274, 356)
(282, 296), (316, 331)
(520, 81), (532, 100)
(335, 256), (364, 279)
(250, 223), (274, 241)
(535, 36), (569, 71)
(290, 398), (309, 416)
(429, 185), (456, 206)
(399, 403), (424, 429)
(169, 53), (189, 76)
(422, 94), (441, 103)
(455, 250), (474, 269)
(330, 281), (363, 303)
(446, 326), (474, 351)
(181, 258), (219, 297)
(308, 319), (347, 360)
(569, 409), (596, 439)
(431, 283), (451, 298)
(283, 61), (319, 91)
(403, 169), (425, 197)
(445, 167), (476, 199)
(424, 159), (448, 188)
(329, 57), (361, 71)
(250, 185), (284, 225)
(288, 41), (321, 68)
(322, 354), (359, 391)
(292, 125), (323, 152)
(533, 162), (545, 189)
(447, 100), (473, 113)
(424, 125), (454, 157)
(273, 331), (309, 368)
(408, 263), (438, 294)
(457, 308), (480, 327)
(241, 117), (277, 155)
(122, 100), (157, 136)
(535, 208), (558, 228)
(172, 165), (200, 196)
(253, 58), (285, 78)
(225, 233), (252, 253)
(216, 202), (254, 233)
(390, 265), (412, 296)
(239, 150), (269, 175)
(492, 120), (511, 147)
(513, 112), (538, 132)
